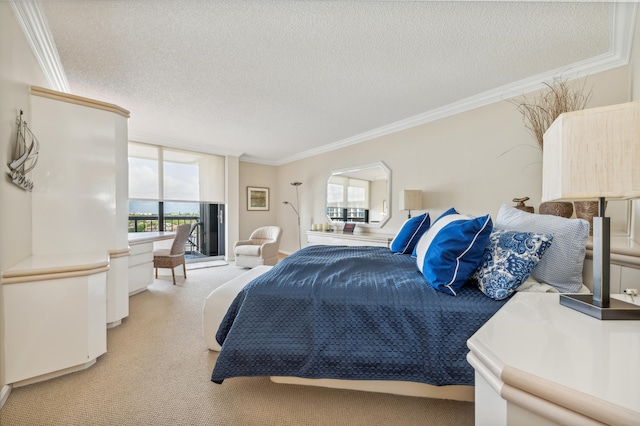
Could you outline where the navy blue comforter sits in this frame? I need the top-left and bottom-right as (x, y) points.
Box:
(211, 245), (506, 386)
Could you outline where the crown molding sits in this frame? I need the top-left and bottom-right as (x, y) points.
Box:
(10, 0), (69, 93)
(238, 155), (279, 166)
(270, 2), (638, 166)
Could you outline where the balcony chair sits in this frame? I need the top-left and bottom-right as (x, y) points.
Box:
(234, 226), (282, 268)
(153, 223), (191, 285)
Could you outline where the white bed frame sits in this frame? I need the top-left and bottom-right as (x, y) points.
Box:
(202, 265), (474, 402)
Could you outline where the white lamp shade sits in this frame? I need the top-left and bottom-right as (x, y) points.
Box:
(399, 190), (422, 211)
(542, 101), (640, 202)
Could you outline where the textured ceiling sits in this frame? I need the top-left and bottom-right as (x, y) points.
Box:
(38, 1), (622, 165)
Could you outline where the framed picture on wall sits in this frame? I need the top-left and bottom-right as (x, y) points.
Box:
(247, 186), (270, 211)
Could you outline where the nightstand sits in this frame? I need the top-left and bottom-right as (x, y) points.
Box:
(468, 292), (640, 425)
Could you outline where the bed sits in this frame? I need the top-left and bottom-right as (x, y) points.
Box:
(207, 245), (507, 400)
(203, 205), (591, 401)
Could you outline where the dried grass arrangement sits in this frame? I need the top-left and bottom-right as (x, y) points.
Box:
(511, 78), (592, 150)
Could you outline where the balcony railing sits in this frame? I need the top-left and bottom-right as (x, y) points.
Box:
(128, 215), (199, 233)
(129, 215), (202, 254)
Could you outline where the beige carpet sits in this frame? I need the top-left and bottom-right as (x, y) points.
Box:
(186, 260), (229, 270)
(0, 265), (474, 426)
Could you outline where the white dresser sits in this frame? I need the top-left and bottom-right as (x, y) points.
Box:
(306, 230), (394, 248)
(467, 292), (640, 426)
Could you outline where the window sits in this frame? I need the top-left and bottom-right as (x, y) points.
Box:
(128, 142), (225, 233)
(326, 175), (370, 208)
(128, 142), (225, 203)
(128, 200), (159, 232)
(163, 201), (200, 231)
(128, 143), (159, 200)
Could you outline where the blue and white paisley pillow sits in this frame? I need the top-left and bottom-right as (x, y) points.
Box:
(470, 229), (553, 300)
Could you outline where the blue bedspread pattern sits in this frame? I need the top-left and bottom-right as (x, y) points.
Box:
(211, 245), (506, 386)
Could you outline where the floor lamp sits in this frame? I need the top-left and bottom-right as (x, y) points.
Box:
(283, 181), (302, 250)
(542, 101), (640, 320)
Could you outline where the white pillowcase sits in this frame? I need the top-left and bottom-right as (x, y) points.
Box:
(494, 204), (589, 293)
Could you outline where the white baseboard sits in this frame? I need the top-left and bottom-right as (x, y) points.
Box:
(0, 384), (12, 409)
(12, 359), (96, 388)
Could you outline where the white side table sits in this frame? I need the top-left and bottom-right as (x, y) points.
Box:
(468, 292), (640, 426)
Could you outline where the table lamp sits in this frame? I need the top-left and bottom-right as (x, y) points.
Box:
(542, 101), (640, 320)
(399, 190), (422, 219)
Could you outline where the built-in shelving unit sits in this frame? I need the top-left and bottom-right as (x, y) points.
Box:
(1, 87), (129, 387)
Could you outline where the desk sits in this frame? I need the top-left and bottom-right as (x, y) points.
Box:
(468, 292), (640, 425)
(128, 232), (175, 294)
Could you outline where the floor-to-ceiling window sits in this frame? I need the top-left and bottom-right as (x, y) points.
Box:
(128, 142), (226, 257)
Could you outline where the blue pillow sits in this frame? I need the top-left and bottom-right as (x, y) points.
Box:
(390, 213), (431, 254)
(415, 208), (493, 296)
(470, 229), (553, 300)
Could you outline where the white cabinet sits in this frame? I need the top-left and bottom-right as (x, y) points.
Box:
(128, 241), (154, 295)
(2, 253), (109, 386)
(107, 251), (130, 327)
(30, 86), (130, 327)
(306, 231), (394, 248)
(0, 88), (130, 387)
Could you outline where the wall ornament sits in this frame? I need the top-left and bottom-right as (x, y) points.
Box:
(7, 110), (39, 191)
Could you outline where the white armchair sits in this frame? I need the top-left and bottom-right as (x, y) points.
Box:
(234, 226), (283, 268)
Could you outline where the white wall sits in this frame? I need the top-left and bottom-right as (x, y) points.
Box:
(273, 66), (631, 254)
(225, 156), (240, 259)
(0, 1), (48, 398)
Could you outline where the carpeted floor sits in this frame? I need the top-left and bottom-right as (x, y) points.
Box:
(0, 264), (474, 426)
(186, 260), (229, 270)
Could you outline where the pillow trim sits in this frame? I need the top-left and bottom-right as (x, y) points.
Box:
(443, 215), (493, 296)
(398, 214), (430, 254)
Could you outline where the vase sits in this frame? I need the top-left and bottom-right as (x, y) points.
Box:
(574, 201), (605, 236)
(539, 201), (573, 218)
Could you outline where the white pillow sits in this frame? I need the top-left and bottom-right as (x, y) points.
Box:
(494, 204), (589, 293)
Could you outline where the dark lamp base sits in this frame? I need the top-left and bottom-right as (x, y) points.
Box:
(560, 294), (640, 320)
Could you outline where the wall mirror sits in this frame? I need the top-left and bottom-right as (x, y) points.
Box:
(325, 161), (391, 228)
